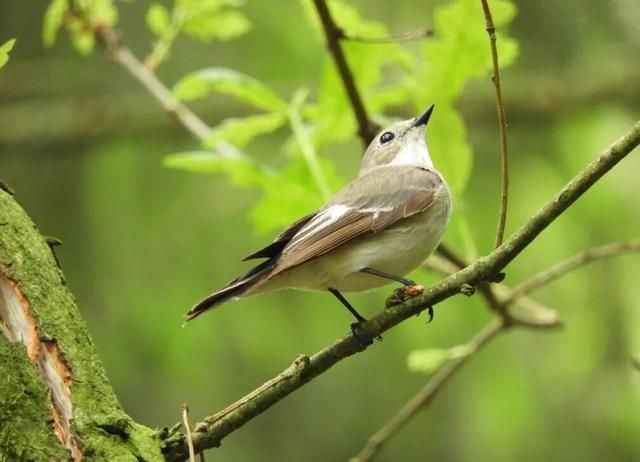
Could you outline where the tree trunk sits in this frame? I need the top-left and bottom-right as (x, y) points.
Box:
(0, 188), (164, 461)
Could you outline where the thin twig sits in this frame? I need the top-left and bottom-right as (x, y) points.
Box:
(351, 319), (504, 462)
(312, 0), (379, 145)
(479, 0), (510, 249)
(345, 242), (640, 461)
(507, 239), (640, 303)
(161, 120), (640, 461)
(181, 404), (196, 462)
(341, 27), (434, 43)
(96, 28), (241, 158)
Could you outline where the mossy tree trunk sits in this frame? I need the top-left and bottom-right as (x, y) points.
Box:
(0, 188), (164, 461)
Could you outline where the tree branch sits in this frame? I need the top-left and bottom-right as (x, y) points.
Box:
(96, 28), (241, 158)
(312, 0), (380, 145)
(479, 0), (510, 248)
(506, 239), (640, 302)
(162, 120), (640, 460)
(350, 319), (504, 462)
(341, 27), (434, 43)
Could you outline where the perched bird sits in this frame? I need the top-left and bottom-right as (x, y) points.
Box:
(187, 105), (451, 328)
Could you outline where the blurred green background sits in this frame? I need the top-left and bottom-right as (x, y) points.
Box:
(1, 0), (639, 461)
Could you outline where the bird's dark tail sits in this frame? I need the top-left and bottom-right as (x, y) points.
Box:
(185, 259), (275, 321)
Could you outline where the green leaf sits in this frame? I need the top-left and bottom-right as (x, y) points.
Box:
(173, 68), (287, 113)
(408, 0), (518, 195)
(146, 3), (171, 36)
(90, 0), (118, 28)
(425, 104), (472, 195)
(164, 151), (270, 188)
(42, 0), (69, 47)
(302, 0), (413, 148)
(205, 112), (286, 149)
(421, 0), (518, 101)
(184, 10), (251, 42)
(407, 345), (475, 374)
(68, 17), (95, 55)
(0, 39), (16, 70)
(249, 158), (337, 234)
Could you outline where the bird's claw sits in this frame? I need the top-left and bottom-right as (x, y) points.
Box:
(385, 284), (424, 307)
(425, 306), (434, 323)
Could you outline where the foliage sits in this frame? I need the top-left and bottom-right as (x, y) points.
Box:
(407, 344), (475, 374)
(39, 0), (519, 235)
(43, 0), (117, 54)
(145, 0), (250, 68)
(0, 38), (16, 69)
(165, 0), (519, 235)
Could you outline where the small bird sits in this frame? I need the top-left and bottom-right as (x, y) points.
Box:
(187, 105), (452, 328)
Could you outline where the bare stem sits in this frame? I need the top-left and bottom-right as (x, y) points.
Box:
(96, 29), (241, 158)
(342, 27), (434, 43)
(507, 239), (640, 302)
(162, 120), (640, 461)
(312, 0), (379, 145)
(351, 319), (504, 462)
(181, 404), (196, 462)
(480, 0), (510, 249)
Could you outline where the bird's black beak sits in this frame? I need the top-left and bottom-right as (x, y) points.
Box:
(412, 104), (435, 128)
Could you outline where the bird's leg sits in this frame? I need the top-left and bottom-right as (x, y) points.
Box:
(360, 267), (425, 307)
(328, 288), (381, 341)
(360, 267), (416, 286)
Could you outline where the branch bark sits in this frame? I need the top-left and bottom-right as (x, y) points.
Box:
(312, 0), (380, 145)
(161, 120), (640, 460)
(506, 239), (640, 302)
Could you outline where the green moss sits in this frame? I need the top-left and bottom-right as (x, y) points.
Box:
(0, 341), (69, 460)
(0, 190), (164, 461)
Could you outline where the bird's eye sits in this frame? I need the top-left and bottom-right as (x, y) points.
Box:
(380, 132), (395, 144)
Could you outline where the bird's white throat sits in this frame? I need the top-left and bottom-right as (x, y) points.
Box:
(388, 134), (434, 169)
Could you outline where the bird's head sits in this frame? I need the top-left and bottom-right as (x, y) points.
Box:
(359, 105), (435, 176)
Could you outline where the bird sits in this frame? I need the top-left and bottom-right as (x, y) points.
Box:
(186, 105), (452, 329)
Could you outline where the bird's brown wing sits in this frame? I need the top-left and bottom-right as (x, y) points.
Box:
(271, 166), (444, 275)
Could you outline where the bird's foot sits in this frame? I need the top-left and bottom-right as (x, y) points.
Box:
(385, 283), (424, 307)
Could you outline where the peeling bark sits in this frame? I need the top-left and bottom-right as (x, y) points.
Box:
(0, 189), (164, 461)
(0, 275), (82, 459)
